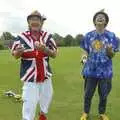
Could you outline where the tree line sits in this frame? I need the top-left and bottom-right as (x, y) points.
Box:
(0, 32), (84, 50)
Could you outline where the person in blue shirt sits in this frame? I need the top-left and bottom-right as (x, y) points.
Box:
(80, 10), (119, 120)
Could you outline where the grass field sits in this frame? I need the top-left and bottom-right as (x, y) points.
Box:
(0, 47), (120, 120)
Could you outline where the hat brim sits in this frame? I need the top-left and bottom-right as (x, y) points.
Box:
(27, 15), (41, 21)
(42, 18), (47, 21)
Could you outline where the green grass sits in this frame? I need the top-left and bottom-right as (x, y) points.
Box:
(0, 47), (120, 120)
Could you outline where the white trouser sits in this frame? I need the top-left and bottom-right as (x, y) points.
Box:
(22, 78), (53, 120)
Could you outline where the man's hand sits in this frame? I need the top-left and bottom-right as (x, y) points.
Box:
(34, 41), (57, 58)
(34, 41), (45, 51)
(106, 44), (115, 58)
(12, 44), (24, 59)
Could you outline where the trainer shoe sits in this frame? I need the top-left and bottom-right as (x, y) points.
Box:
(80, 112), (88, 120)
(39, 113), (47, 120)
(99, 114), (109, 120)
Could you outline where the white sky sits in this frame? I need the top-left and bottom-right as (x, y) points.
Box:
(0, 0), (120, 37)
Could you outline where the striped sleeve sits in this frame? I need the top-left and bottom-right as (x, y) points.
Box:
(46, 34), (57, 50)
(11, 36), (21, 52)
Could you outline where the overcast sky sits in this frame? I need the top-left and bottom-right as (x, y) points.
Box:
(0, 0), (120, 37)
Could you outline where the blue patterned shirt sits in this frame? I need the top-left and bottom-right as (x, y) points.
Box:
(80, 30), (119, 79)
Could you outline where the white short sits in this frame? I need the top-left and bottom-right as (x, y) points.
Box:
(22, 78), (53, 120)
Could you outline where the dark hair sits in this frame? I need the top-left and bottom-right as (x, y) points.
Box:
(93, 12), (109, 27)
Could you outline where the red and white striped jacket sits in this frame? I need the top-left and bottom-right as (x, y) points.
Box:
(11, 30), (57, 83)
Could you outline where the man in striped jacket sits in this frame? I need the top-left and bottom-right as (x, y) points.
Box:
(11, 10), (57, 120)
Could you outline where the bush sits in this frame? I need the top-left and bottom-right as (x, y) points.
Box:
(0, 44), (4, 50)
